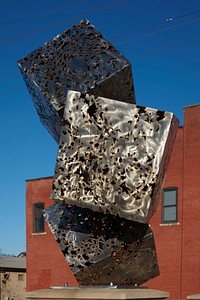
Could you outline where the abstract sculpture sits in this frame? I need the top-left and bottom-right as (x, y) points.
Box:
(18, 19), (179, 286)
(52, 90), (178, 224)
(18, 19), (135, 143)
(44, 201), (159, 285)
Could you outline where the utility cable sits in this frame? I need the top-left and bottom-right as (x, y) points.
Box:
(0, 86), (22, 95)
(131, 34), (200, 58)
(118, 17), (200, 45)
(114, 8), (200, 39)
(0, 74), (16, 80)
(0, 0), (127, 44)
(1, 34), (200, 94)
(0, 0), (90, 33)
(1, 16), (198, 79)
(169, 8), (200, 21)
(0, 5), (198, 45)
(0, 5), (200, 86)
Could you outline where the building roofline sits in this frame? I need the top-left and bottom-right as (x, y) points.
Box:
(0, 267), (26, 272)
(183, 103), (200, 109)
(0, 256), (26, 270)
(26, 176), (53, 182)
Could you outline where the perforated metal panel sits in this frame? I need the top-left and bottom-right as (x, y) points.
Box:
(18, 19), (135, 142)
(44, 201), (159, 286)
(52, 91), (179, 223)
(18, 18), (179, 287)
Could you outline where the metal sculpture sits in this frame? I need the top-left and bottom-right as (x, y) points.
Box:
(18, 19), (179, 286)
(44, 201), (159, 286)
(52, 90), (179, 224)
(18, 19), (135, 143)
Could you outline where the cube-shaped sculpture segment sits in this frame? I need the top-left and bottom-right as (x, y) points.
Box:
(52, 91), (179, 223)
(44, 201), (159, 286)
(18, 19), (135, 143)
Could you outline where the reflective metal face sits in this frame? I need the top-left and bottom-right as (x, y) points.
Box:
(44, 201), (159, 286)
(52, 91), (179, 223)
(18, 19), (135, 142)
(18, 18), (179, 287)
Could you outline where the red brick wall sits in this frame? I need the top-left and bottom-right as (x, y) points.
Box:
(147, 104), (200, 300)
(146, 127), (184, 300)
(181, 105), (200, 298)
(26, 177), (78, 291)
(26, 104), (200, 299)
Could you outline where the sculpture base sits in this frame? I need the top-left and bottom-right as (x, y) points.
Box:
(187, 295), (200, 299)
(26, 287), (169, 300)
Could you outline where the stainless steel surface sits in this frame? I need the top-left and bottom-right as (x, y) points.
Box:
(44, 201), (159, 285)
(18, 19), (135, 142)
(52, 90), (179, 223)
(18, 18), (179, 288)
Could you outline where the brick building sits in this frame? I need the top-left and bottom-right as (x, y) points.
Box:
(26, 177), (78, 292)
(0, 255), (26, 300)
(147, 103), (200, 300)
(26, 104), (200, 299)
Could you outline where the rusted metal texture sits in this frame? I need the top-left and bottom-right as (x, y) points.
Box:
(51, 90), (179, 223)
(18, 19), (135, 142)
(44, 201), (159, 286)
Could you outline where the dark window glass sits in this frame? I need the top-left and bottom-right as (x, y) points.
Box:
(162, 188), (177, 223)
(33, 202), (44, 233)
(18, 274), (24, 281)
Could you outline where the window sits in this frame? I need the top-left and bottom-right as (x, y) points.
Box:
(4, 273), (9, 280)
(3, 273), (10, 283)
(18, 274), (24, 281)
(162, 188), (177, 223)
(33, 202), (45, 233)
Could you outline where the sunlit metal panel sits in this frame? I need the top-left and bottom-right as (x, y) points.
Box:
(52, 90), (179, 223)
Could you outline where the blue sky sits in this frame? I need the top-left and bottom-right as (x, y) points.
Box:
(0, 0), (200, 255)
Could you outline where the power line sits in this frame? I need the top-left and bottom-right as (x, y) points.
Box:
(131, 34), (200, 58)
(0, 74), (16, 80)
(118, 17), (200, 45)
(1, 34), (200, 95)
(0, 6), (200, 88)
(0, 0), (90, 33)
(0, 67), (16, 73)
(169, 8), (200, 21)
(0, 21), (199, 81)
(0, 0), (127, 44)
(0, 86), (21, 95)
(0, 5), (198, 46)
(113, 8), (200, 39)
